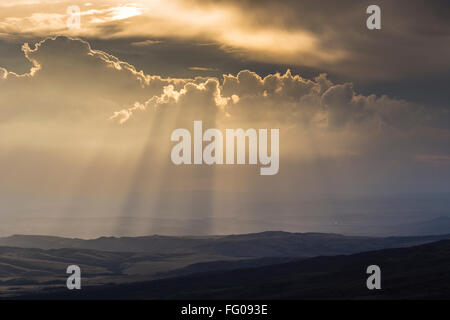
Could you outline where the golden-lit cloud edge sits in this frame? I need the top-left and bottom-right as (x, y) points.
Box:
(1, 36), (448, 162)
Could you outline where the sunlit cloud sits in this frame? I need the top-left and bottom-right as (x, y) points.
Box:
(110, 5), (142, 21)
(188, 66), (217, 71)
(0, 0), (347, 68)
(131, 39), (163, 46)
(1, 0), (450, 80)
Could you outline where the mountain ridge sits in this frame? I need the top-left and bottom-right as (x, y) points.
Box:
(2, 231), (450, 256)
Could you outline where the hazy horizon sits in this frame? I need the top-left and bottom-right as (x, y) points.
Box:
(1, 192), (449, 238)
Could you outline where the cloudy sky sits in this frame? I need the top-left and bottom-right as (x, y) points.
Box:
(0, 0), (449, 237)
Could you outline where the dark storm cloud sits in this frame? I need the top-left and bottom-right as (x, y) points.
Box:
(184, 0), (450, 79)
(2, 1), (450, 100)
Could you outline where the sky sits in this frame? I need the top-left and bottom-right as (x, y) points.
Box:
(0, 0), (449, 237)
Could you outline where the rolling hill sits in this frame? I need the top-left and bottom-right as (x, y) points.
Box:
(24, 240), (450, 300)
(1, 232), (450, 298)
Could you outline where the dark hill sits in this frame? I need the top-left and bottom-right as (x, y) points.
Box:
(19, 240), (450, 300)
